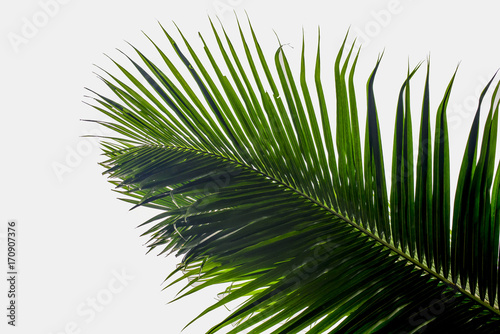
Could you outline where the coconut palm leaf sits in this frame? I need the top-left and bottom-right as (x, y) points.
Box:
(85, 15), (500, 333)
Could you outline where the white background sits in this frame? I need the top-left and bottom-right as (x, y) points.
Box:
(1, 0), (500, 333)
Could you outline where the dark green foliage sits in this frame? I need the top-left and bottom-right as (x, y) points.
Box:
(86, 17), (500, 333)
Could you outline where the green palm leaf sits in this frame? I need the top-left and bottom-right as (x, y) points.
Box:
(86, 16), (500, 333)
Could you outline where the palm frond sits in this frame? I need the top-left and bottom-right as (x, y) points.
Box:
(86, 15), (500, 333)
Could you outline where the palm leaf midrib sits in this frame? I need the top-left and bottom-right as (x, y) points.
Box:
(136, 139), (500, 316)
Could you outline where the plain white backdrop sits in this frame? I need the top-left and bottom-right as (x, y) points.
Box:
(1, 0), (500, 333)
